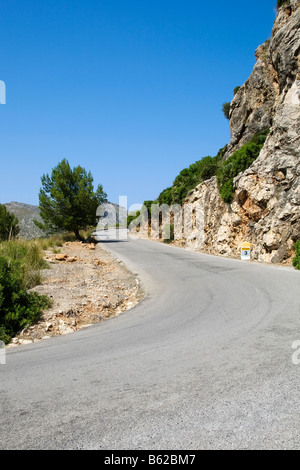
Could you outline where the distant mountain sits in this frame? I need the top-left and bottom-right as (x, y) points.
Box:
(4, 202), (46, 240)
(4, 201), (128, 239)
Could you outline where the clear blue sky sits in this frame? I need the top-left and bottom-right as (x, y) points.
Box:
(0, 0), (277, 210)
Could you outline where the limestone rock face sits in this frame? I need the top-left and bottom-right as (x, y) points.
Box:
(183, 3), (300, 264)
(225, 1), (299, 159)
(225, 43), (278, 159)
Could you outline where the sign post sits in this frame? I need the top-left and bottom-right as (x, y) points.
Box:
(241, 242), (251, 261)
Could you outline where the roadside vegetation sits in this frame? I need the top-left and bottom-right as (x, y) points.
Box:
(216, 129), (270, 203)
(0, 238), (51, 344)
(0, 157), (105, 344)
(128, 85), (271, 230)
(222, 102), (231, 120)
(37, 158), (107, 241)
(140, 145), (228, 214)
(131, 129), (270, 229)
(293, 241), (300, 270)
(0, 204), (20, 241)
(0, 200), (95, 343)
(0, 230), (92, 345)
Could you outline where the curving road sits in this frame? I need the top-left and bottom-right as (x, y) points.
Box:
(1, 237), (300, 449)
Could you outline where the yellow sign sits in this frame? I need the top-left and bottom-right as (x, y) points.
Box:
(241, 242), (251, 250)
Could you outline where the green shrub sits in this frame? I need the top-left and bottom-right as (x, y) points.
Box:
(0, 240), (48, 289)
(293, 241), (300, 270)
(0, 256), (51, 344)
(0, 238), (52, 343)
(0, 204), (20, 241)
(38, 158), (107, 241)
(155, 145), (227, 207)
(169, 153), (224, 205)
(141, 200), (158, 221)
(199, 156), (220, 181)
(219, 180), (235, 203)
(222, 102), (231, 120)
(158, 187), (173, 206)
(234, 86), (241, 95)
(147, 129), (268, 210)
(217, 129), (269, 203)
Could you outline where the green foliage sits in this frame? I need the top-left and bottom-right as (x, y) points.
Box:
(0, 239), (49, 289)
(38, 159), (107, 240)
(146, 130), (269, 211)
(217, 129), (270, 203)
(0, 204), (20, 241)
(222, 102), (231, 120)
(293, 241), (300, 270)
(163, 224), (175, 244)
(154, 145), (228, 207)
(219, 180), (235, 204)
(0, 257), (51, 344)
(0, 240), (51, 344)
(169, 146), (227, 205)
(199, 156), (220, 180)
(158, 187), (173, 206)
(142, 200), (158, 221)
(127, 211), (140, 228)
(234, 86), (241, 95)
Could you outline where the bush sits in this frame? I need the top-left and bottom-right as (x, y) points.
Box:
(155, 145), (227, 207)
(222, 102), (231, 120)
(0, 204), (20, 241)
(219, 180), (235, 203)
(169, 153), (224, 205)
(158, 187), (173, 206)
(0, 240), (48, 289)
(142, 200), (158, 221)
(0, 238), (53, 343)
(38, 158), (107, 241)
(199, 156), (220, 181)
(293, 241), (300, 270)
(0, 256), (51, 344)
(147, 129), (268, 210)
(234, 86), (241, 95)
(217, 129), (269, 203)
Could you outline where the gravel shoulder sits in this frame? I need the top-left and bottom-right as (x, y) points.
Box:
(8, 241), (144, 346)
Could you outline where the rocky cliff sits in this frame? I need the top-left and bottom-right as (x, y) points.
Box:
(130, 2), (300, 264)
(182, 1), (300, 264)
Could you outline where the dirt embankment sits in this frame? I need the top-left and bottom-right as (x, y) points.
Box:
(8, 241), (144, 346)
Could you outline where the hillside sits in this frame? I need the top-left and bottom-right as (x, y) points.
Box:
(4, 202), (47, 239)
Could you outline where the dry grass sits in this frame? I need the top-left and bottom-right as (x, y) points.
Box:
(0, 230), (92, 289)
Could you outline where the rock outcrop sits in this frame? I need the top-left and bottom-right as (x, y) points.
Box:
(182, 1), (300, 264)
(132, 2), (300, 265)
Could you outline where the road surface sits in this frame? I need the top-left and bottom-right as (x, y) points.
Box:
(1, 236), (300, 449)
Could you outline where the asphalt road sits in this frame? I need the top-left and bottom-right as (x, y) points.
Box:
(1, 236), (300, 450)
